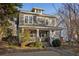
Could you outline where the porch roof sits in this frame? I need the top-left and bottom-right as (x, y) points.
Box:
(19, 25), (63, 30)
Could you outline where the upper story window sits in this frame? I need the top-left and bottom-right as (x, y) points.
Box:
(37, 17), (43, 24)
(25, 16), (33, 24)
(25, 16), (28, 23)
(33, 16), (37, 23)
(52, 19), (55, 25)
(46, 19), (49, 25)
(19, 16), (24, 25)
(52, 18), (56, 26)
(29, 16), (33, 23)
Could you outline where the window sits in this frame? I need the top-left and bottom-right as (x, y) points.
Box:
(37, 17), (45, 25)
(46, 19), (48, 25)
(37, 18), (42, 24)
(33, 16), (37, 23)
(19, 16), (24, 25)
(25, 16), (28, 23)
(29, 16), (32, 23)
(52, 19), (55, 26)
(36, 10), (41, 13)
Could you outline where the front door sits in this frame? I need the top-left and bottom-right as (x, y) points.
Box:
(39, 30), (49, 41)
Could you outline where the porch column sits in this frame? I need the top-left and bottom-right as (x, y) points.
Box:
(49, 30), (52, 37)
(49, 30), (53, 46)
(36, 29), (41, 41)
(22, 28), (24, 36)
(36, 29), (39, 37)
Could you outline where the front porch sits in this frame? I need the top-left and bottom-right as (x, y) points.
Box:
(19, 26), (62, 45)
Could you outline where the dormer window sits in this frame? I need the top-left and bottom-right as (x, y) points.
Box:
(31, 8), (44, 14)
(36, 9), (41, 13)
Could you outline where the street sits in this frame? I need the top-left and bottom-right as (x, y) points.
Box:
(3, 47), (76, 56)
(4, 50), (61, 56)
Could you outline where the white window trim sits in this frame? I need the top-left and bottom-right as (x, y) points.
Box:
(24, 15), (33, 24)
(24, 16), (29, 24)
(37, 17), (45, 24)
(52, 19), (55, 26)
(28, 16), (33, 24)
(45, 18), (49, 26)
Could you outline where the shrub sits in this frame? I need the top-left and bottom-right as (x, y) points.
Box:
(34, 41), (43, 48)
(2, 37), (8, 42)
(45, 37), (50, 42)
(2, 36), (19, 46)
(21, 30), (30, 48)
(26, 42), (35, 47)
(52, 38), (61, 47)
(2, 28), (19, 45)
(22, 30), (30, 42)
(26, 41), (43, 48)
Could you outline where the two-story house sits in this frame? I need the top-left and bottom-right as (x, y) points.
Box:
(18, 8), (62, 45)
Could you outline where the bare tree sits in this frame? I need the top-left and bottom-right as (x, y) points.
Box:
(56, 3), (79, 46)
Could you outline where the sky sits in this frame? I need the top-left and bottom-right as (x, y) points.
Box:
(21, 3), (61, 15)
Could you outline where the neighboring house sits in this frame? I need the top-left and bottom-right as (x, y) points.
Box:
(58, 20), (68, 41)
(18, 8), (62, 45)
